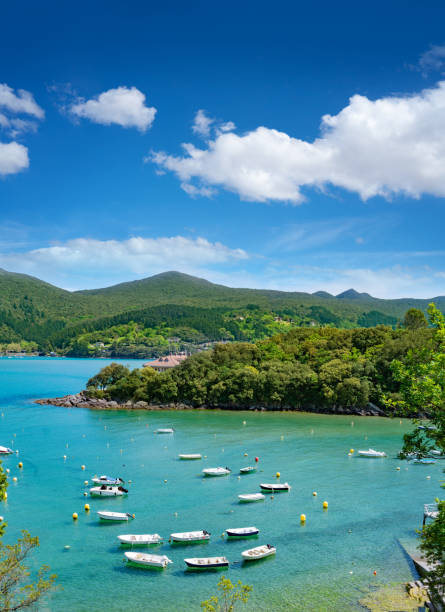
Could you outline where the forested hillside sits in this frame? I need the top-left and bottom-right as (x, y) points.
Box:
(0, 268), (442, 357)
(84, 324), (436, 413)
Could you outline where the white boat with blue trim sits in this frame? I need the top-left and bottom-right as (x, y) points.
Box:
(125, 551), (172, 569)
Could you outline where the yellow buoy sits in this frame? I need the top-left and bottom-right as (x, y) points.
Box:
(300, 513), (306, 522)
(72, 512), (78, 520)
(312, 491), (317, 496)
(323, 501), (328, 509)
(18, 462), (23, 468)
(81, 465), (85, 470)
(349, 449), (354, 454)
(244, 452), (248, 457)
(276, 472), (280, 478)
(84, 480), (88, 486)
(84, 503), (90, 511)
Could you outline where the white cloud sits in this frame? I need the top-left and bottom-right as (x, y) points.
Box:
(0, 236), (247, 289)
(69, 86), (156, 131)
(0, 84), (44, 119)
(0, 141), (29, 176)
(152, 80), (445, 203)
(192, 110), (214, 138)
(416, 44), (445, 76)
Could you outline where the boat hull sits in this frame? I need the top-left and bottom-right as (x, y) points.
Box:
(125, 552), (172, 569)
(238, 494), (265, 503)
(259, 484), (290, 492)
(184, 557), (228, 570)
(242, 545), (276, 561)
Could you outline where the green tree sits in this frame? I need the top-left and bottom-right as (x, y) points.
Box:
(0, 462), (57, 610)
(419, 500), (445, 601)
(201, 576), (252, 612)
(403, 308), (428, 330)
(87, 363), (130, 391)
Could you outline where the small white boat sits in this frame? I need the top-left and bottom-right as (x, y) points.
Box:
(240, 466), (257, 474)
(118, 533), (162, 546)
(259, 483), (290, 492)
(90, 485), (128, 497)
(412, 458), (436, 465)
(202, 467), (231, 477)
(358, 449), (387, 458)
(242, 544), (276, 561)
(184, 556), (229, 569)
(179, 454), (202, 460)
(124, 552), (172, 569)
(226, 526), (259, 538)
(0, 446), (14, 455)
(170, 530), (210, 543)
(155, 428), (174, 434)
(97, 511), (135, 522)
(92, 475), (125, 486)
(238, 493), (265, 503)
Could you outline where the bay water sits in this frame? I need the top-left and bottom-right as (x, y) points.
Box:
(0, 358), (442, 611)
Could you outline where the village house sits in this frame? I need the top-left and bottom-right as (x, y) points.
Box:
(144, 354), (188, 372)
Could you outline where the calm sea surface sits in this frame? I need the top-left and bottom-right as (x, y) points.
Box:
(0, 358), (442, 611)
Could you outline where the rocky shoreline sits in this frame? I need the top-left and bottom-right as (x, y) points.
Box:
(35, 392), (388, 416)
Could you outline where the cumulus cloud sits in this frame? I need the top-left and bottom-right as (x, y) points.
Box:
(192, 109), (214, 137)
(152, 80), (445, 203)
(0, 84), (44, 119)
(0, 236), (248, 289)
(0, 141), (29, 176)
(416, 44), (445, 76)
(69, 86), (156, 131)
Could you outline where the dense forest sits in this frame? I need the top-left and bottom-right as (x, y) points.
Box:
(0, 269), (441, 358)
(84, 320), (435, 414)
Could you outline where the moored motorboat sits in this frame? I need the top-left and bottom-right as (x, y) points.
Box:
(184, 556), (229, 570)
(357, 449), (386, 457)
(90, 485), (128, 497)
(412, 458), (436, 464)
(241, 544), (276, 561)
(238, 493), (265, 503)
(225, 526), (259, 538)
(170, 530), (210, 543)
(179, 454), (202, 460)
(259, 483), (290, 492)
(155, 428), (174, 434)
(91, 475), (125, 486)
(0, 446), (15, 455)
(240, 466), (257, 474)
(124, 551), (172, 568)
(97, 511), (135, 522)
(202, 467), (231, 477)
(118, 533), (162, 546)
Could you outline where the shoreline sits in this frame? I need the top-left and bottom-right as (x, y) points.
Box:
(34, 392), (388, 416)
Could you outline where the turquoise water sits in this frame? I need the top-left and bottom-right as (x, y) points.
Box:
(0, 358), (443, 611)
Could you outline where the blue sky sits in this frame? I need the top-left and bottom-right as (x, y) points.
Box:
(1, 0), (445, 298)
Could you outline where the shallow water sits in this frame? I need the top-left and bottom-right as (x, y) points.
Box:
(0, 358), (442, 611)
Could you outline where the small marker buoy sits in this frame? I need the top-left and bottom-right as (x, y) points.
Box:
(164, 479), (167, 483)
(6, 468), (9, 474)
(244, 452), (248, 457)
(128, 480), (132, 484)
(271, 495), (274, 500)
(84, 504), (90, 511)
(280, 435), (284, 440)
(276, 472), (280, 478)
(396, 467), (400, 471)
(18, 462), (23, 468)
(312, 491), (317, 496)
(255, 457), (259, 462)
(243, 420), (246, 425)
(72, 512), (78, 520)
(426, 476), (431, 479)
(64, 545), (71, 550)
(323, 501), (328, 509)
(237, 476), (241, 480)
(63, 455), (67, 460)
(12, 477), (17, 482)
(349, 449), (354, 454)
(373, 570), (377, 576)
(300, 514), (306, 522)
(81, 465), (85, 470)
(84, 480), (88, 486)
(174, 512), (178, 517)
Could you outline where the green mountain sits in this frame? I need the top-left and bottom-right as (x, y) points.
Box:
(0, 268), (442, 355)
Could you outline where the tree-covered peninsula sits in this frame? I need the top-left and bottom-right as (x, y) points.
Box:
(72, 321), (438, 414)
